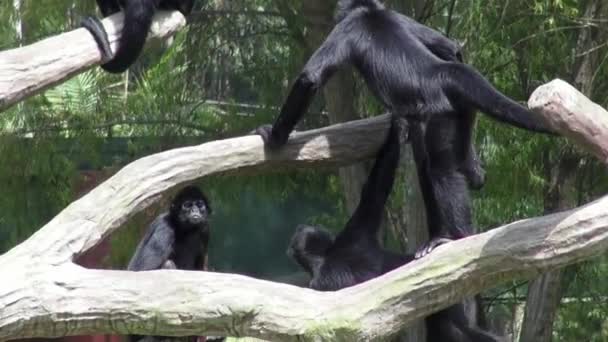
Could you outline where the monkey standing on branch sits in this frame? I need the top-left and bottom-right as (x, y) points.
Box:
(255, 0), (556, 250)
(82, 0), (194, 73)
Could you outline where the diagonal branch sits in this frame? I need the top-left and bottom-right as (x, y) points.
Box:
(3, 114), (392, 264)
(0, 11), (187, 112)
(1, 79), (608, 341)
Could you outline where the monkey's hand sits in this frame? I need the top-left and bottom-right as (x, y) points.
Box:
(251, 124), (288, 150)
(414, 237), (454, 259)
(463, 159), (486, 190)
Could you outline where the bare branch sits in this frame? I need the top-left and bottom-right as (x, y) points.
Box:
(529, 79), (608, 164)
(0, 11), (187, 112)
(4, 115), (391, 264)
(1, 194), (607, 341)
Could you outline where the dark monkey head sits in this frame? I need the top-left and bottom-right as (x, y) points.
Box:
(287, 224), (334, 275)
(335, 0), (384, 22)
(169, 186), (212, 230)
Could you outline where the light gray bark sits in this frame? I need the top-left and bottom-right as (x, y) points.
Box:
(0, 10), (186, 112)
(518, 271), (564, 342)
(0, 81), (607, 341)
(301, 0), (367, 214)
(2, 191), (608, 341)
(528, 79), (608, 165)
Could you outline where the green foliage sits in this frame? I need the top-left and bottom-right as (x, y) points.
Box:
(1, 0), (608, 338)
(0, 135), (75, 252)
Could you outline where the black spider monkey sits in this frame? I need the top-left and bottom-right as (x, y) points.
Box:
(288, 117), (503, 342)
(81, 0), (194, 73)
(127, 185), (211, 342)
(256, 0), (556, 247)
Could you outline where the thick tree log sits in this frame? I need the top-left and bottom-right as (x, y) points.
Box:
(1, 109), (608, 341)
(529, 79), (608, 164)
(1, 195), (607, 341)
(0, 11), (186, 112)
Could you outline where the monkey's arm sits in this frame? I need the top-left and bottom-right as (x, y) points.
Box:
(127, 217), (174, 271)
(256, 22), (353, 149)
(340, 117), (401, 240)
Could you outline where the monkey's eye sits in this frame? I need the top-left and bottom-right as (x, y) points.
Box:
(194, 200), (205, 208)
(182, 201), (193, 209)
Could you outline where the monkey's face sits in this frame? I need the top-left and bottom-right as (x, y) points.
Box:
(287, 224), (334, 274)
(177, 198), (209, 228)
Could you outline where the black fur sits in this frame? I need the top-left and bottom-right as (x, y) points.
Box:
(256, 0), (555, 241)
(334, 0), (384, 22)
(127, 185), (210, 342)
(288, 118), (503, 342)
(82, 0), (194, 73)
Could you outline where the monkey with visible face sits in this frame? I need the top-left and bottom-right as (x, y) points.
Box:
(288, 118), (503, 342)
(128, 185), (211, 272)
(127, 185), (212, 342)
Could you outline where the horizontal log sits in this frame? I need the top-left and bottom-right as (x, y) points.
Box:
(1, 194), (607, 341)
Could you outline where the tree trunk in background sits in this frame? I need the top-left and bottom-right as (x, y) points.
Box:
(512, 302), (526, 341)
(572, 0), (605, 97)
(300, 1), (367, 214)
(519, 151), (577, 342)
(12, 0), (22, 45)
(519, 2), (606, 341)
(518, 270), (564, 342)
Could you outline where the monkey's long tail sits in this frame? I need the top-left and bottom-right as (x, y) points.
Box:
(101, 0), (155, 73)
(441, 63), (556, 135)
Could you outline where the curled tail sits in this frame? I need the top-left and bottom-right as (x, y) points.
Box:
(441, 63), (556, 135)
(335, 0), (385, 21)
(102, 0), (155, 73)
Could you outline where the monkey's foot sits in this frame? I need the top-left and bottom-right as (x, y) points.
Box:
(414, 237), (454, 259)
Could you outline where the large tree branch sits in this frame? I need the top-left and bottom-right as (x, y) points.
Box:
(529, 79), (608, 164)
(0, 11), (186, 112)
(1, 80), (608, 340)
(2, 195), (607, 341)
(3, 115), (392, 264)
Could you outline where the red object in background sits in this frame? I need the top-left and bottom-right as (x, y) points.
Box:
(16, 171), (209, 342)
(64, 171), (126, 342)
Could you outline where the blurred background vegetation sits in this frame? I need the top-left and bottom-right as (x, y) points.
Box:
(1, 0), (607, 341)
